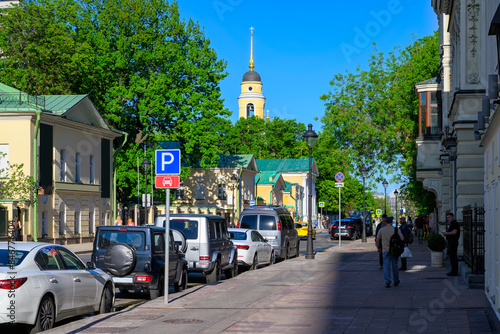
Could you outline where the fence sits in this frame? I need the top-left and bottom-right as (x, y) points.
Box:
(462, 204), (485, 275)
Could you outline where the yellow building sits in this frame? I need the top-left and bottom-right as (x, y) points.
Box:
(238, 27), (266, 119)
(0, 83), (121, 243)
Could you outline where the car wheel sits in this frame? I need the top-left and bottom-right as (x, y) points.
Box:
(104, 243), (137, 277)
(268, 251), (275, 266)
(149, 275), (164, 300)
(174, 267), (188, 292)
(283, 244), (289, 260)
(250, 254), (258, 270)
(30, 295), (55, 333)
(98, 284), (114, 314)
(224, 256), (238, 279)
(205, 260), (221, 284)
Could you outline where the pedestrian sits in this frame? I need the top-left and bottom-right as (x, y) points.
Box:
(399, 217), (410, 271)
(415, 214), (424, 244)
(376, 216), (404, 288)
(375, 214), (387, 269)
(407, 216), (413, 229)
(126, 217), (135, 226)
(443, 212), (460, 276)
(115, 215), (123, 226)
(12, 216), (22, 241)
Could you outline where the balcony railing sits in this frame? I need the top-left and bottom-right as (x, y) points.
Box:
(0, 92), (45, 109)
(462, 204), (485, 275)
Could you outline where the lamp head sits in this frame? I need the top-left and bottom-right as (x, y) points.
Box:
(359, 165), (369, 177)
(394, 189), (399, 195)
(382, 180), (388, 189)
(141, 156), (151, 170)
(303, 124), (318, 148)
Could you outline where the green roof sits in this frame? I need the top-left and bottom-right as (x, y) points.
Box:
(256, 171), (281, 185)
(217, 154), (254, 168)
(256, 158), (315, 172)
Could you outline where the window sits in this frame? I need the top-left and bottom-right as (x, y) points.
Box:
(35, 247), (63, 270)
(90, 155), (95, 184)
(240, 215), (258, 229)
(101, 212), (107, 226)
(246, 103), (255, 117)
(41, 211), (48, 236)
(59, 209), (65, 235)
(60, 150), (66, 181)
(0, 144), (9, 178)
(196, 183), (205, 200)
(418, 91), (440, 136)
(75, 153), (81, 183)
(175, 188), (184, 200)
(209, 221), (217, 240)
(58, 247), (85, 270)
(260, 215), (277, 230)
(74, 210), (80, 234)
(217, 184), (227, 200)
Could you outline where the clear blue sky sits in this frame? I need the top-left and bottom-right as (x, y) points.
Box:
(177, 0), (438, 192)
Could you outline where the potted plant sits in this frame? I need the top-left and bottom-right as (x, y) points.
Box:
(427, 233), (446, 267)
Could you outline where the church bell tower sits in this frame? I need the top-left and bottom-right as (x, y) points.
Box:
(238, 27), (266, 119)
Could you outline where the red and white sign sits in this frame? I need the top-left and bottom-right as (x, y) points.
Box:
(155, 175), (180, 189)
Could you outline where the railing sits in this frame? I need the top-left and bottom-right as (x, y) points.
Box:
(0, 92), (45, 109)
(462, 204), (485, 275)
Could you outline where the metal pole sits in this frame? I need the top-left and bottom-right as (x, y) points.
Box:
(384, 187), (387, 215)
(144, 165), (148, 226)
(164, 188), (170, 304)
(338, 186), (341, 248)
(362, 175), (367, 242)
(306, 146), (314, 259)
(396, 193), (398, 221)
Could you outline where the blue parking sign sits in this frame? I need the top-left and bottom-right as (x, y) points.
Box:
(156, 149), (181, 175)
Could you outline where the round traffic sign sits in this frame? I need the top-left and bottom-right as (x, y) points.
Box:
(335, 172), (344, 182)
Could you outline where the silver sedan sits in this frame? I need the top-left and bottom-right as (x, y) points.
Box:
(0, 242), (114, 333)
(228, 228), (274, 270)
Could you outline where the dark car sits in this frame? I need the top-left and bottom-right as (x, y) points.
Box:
(347, 217), (373, 237)
(330, 219), (360, 240)
(91, 225), (188, 300)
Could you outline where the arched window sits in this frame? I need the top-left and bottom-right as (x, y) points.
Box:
(246, 103), (255, 118)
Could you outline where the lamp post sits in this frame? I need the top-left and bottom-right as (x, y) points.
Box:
(394, 189), (399, 220)
(382, 180), (388, 214)
(303, 124), (318, 260)
(359, 165), (369, 243)
(141, 156), (151, 225)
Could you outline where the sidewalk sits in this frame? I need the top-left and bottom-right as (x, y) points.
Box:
(51, 235), (499, 334)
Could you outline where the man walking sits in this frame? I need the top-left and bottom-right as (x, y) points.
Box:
(399, 217), (410, 271)
(443, 212), (460, 276)
(376, 216), (404, 288)
(375, 214), (387, 269)
(415, 215), (424, 244)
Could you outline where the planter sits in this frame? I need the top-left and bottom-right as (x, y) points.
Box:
(430, 250), (444, 267)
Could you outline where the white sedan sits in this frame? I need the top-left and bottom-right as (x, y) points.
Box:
(0, 242), (114, 333)
(228, 228), (274, 270)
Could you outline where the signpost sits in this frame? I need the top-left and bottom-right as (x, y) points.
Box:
(155, 150), (181, 305)
(335, 173), (344, 247)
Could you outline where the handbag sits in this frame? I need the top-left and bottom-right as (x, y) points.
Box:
(401, 246), (412, 258)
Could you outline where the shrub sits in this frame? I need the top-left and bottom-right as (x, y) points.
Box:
(427, 233), (446, 252)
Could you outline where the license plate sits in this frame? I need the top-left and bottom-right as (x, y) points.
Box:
(113, 277), (133, 284)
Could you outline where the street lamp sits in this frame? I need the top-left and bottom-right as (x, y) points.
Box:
(303, 124), (318, 260)
(382, 180), (388, 214)
(359, 165), (369, 243)
(394, 189), (399, 221)
(141, 156), (151, 225)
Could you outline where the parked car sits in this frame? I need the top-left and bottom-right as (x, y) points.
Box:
(295, 222), (316, 240)
(0, 242), (114, 333)
(154, 214), (238, 284)
(237, 205), (300, 261)
(348, 218), (371, 238)
(228, 228), (274, 269)
(330, 219), (360, 240)
(92, 225), (188, 300)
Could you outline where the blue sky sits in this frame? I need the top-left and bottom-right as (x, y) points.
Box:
(177, 0), (438, 192)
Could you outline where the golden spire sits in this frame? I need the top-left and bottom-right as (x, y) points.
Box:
(249, 27), (255, 71)
(266, 110), (270, 122)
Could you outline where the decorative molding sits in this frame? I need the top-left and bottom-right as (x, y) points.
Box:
(467, 73), (480, 84)
(467, 0), (479, 58)
(423, 178), (443, 201)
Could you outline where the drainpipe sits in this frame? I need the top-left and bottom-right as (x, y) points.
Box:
(290, 183), (297, 219)
(237, 166), (242, 218)
(255, 171), (262, 202)
(33, 109), (42, 242)
(113, 132), (128, 222)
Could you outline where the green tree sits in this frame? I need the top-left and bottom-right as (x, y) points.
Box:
(0, 164), (35, 201)
(1, 0), (231, 203)
(320, 33), (440, 213)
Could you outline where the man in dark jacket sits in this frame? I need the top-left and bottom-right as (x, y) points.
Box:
(375, 215), (387, 269)
(399, 217), (410, 270)
(443, 212), (460, 276)
(415, 215), (425, 244)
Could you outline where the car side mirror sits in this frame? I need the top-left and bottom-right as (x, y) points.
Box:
(86, 261), (96, 270)
(174, 243), (180, 253)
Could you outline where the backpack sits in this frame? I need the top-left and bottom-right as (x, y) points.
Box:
(389, 227), (405, 257)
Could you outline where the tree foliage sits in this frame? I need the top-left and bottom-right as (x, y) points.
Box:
(0, 164), (35, 201)
(320, 33), (440, 213)
(0, 0), (231, 203)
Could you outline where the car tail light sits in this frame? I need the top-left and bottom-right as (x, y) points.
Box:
(332, 225), (337, 228)
(119, 228), (127, 231)
(199, 256), (210, 261)
(0, 277), (27, 289)
(235, 245), (249, 250)
(347, 226), (354, 229)
(135, 275), (152, 282)
(236, 221), (240, 228)
(277, 221), (281, 231)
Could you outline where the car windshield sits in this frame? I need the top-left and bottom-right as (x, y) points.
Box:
(170, 219), (199, 240)
(230, 231), (247, 240)
(98, 231), (146, 250)
(0, 249), (29, 267)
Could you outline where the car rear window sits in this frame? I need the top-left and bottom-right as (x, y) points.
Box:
(97, 231), (146, 250)
(170, 219), (199, 240)
(240, 215), (258, 229)
(260, 215), (276, 230)
(0, 250), (29, 267)
(230, 231), (247, 240)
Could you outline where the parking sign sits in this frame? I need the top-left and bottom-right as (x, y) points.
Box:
(156, 149), (181, 175)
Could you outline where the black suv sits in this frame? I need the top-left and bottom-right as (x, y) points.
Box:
(91, 225), (188, 299)
(330, 219), (360, 240)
